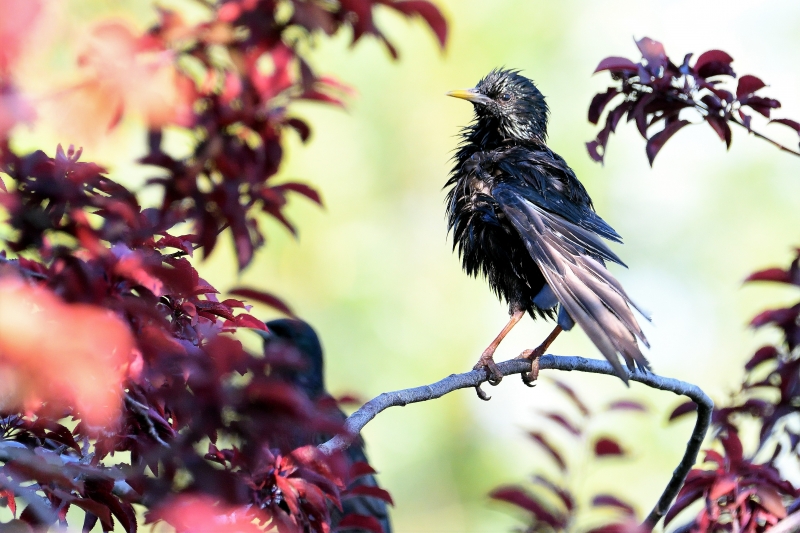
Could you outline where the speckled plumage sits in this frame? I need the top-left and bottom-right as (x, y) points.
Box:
(446, 69), (649, 379)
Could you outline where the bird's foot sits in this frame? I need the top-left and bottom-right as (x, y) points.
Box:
(473, 352), (503, 386)
(515, 347), (544, 387)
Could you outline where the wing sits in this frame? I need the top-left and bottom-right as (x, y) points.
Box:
(493, 183), (650, 380)
(496, 147), (623, 243)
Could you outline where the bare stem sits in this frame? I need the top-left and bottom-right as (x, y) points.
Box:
(730, 117), (800, 157)
(318, 354), (713, 532)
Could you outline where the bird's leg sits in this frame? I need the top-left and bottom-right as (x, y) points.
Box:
(474, 310), (525, 387)
(517, 325), (563, 387)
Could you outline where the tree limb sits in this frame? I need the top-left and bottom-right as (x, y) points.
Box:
(318, 354), (713, 532)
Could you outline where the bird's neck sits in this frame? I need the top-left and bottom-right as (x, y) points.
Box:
(463, 118), (546, 151)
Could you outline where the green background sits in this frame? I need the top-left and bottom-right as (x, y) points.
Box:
(10, 0), (800, 531)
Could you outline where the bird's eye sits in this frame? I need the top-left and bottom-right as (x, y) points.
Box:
(500, 92), (512, 102)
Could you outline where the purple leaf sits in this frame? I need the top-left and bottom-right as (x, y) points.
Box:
(490, 487), (565, 527)
(551, 379), (590, 416)
(392, 1), (447, 49)
(542, 412), (581, 436)
(532, 476), (574, 512)
(669, 401), (697, 421)
(607, 400), (647, 412)
(592, 494), (635, 515)
(770, 118), (800, 133)
(528, 432), (567, 470)
(594, 56), (639, 74)
(229, 287), (294, 316)
(737, 74), (766, 99)
(588, 88), (620, 124)
(745, 346), (779, 371)
(693, 50), (734, 78)
(272, 182), (323, 206)
(645, 120), (690, 165)
(635, 37), (667, 70)
(706, 115), (732, 148)
(594, 437), (625, 457)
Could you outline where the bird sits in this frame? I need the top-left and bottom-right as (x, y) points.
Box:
(445, 68), (649, 387)
(262, 319), (393, 533)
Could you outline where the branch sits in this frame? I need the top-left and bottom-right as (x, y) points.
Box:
(318, 354), (713, 533)
(730, 117), (800, 157)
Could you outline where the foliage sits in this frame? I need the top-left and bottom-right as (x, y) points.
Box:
(0, 0), (445, 531)
(587, 37), (800, 165)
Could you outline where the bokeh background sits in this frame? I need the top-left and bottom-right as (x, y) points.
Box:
(9, 0), (800, 531)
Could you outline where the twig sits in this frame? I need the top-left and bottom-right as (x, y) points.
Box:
(124, 393), (170, 447)
(729, 117), (800, 157)
(318, 354), (713, 532)
(770, 510), (800, 533)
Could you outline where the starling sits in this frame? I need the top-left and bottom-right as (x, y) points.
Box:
(263, 319), (393, 533)
(445, 68), (649, 386)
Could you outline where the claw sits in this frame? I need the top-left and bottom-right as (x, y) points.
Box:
(474, 383), (491, 401)
(516, 347), (542, 387)
(473, 354), (503, 386)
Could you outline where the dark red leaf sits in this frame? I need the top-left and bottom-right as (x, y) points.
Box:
(286, 118), (311, 142)
(490, 487), (565, 527)
(343, 485), (394, 505)
(532, 476), (574, 512)
(272, 182), (323, 206)
(551, 379), (590, 416)
(664, 483), (705, 525)
(669, 401), (697, 421)
(607, 400), (647, 412)
(594, 56), (639, 74)
(635, 37), (667, 70)
(745, 346), (779, 371)
(337, 514), (384, 533)
(645, 119), (690, 165)
(588, 88), (620, 125)
(770, 118), (800, 133)
(229, 287), (294, 316)
(542, 412), (581, 436)
(348, 462), (377, 480)
(233, 313), (269, 331)
(737, 75), (766, 99)
(594, 437), (625, 457)
(706, 115), (732, 148)
(693, 50), (734, 78)
(528, 432), (567, 470)
(593, 494), (635, 515)
(391, 2), (447, 49)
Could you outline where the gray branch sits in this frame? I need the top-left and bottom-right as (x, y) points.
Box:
(318, 354), (713, 532)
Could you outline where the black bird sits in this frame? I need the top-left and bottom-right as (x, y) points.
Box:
(445, 68), (649, 385)
(263, 319), (393, 533)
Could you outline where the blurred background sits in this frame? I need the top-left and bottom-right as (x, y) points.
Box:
(9, 0), (800, 531)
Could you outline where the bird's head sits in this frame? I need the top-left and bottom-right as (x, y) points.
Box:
(448, 68), (549, 143)
(262, 318), (326, 399)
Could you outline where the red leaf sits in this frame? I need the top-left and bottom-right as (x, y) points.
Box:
(532, 475), (574, 512)
(551, 379), (590, 416)
(594, 56), (639, 74)
(528, 432), (567, 470)
(542, 412), (581, 436)
(343, 485), (394, 506)
(706, 115), (732, 148)
(607, 400), (647, 412)
(737, 75), (766, 99)
(745, 346), (779, 371)
(635, 37), (667, 69)
(645, 120), (690, 165)
(391, 2), (447, 49)
(337, 514), (384, 533)
(229, 288), (294, 316)
(770, 118), (800, 133)
(0, 489), (16, 517)
(693, 50), (734, 78)
(588, 88), (620, 125)
(669, 401), (697, 421)
(272, 182), (323, 206)
(593, 495), (635, 515)
(285, 117), (311, 142)
(745, 267), (792, 284)
(233, 313), (269, 331)
(348, 462), (377, 480)
(490, 487), (565, 527)
(594, 437), (625, 457)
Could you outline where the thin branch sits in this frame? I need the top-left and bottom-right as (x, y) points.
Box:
(318, 354), (713, 533)
(730, 117), (800, 157)
(770, 510), (800, 533)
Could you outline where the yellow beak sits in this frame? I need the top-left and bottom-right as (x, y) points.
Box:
(446, 88), (493, 106)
